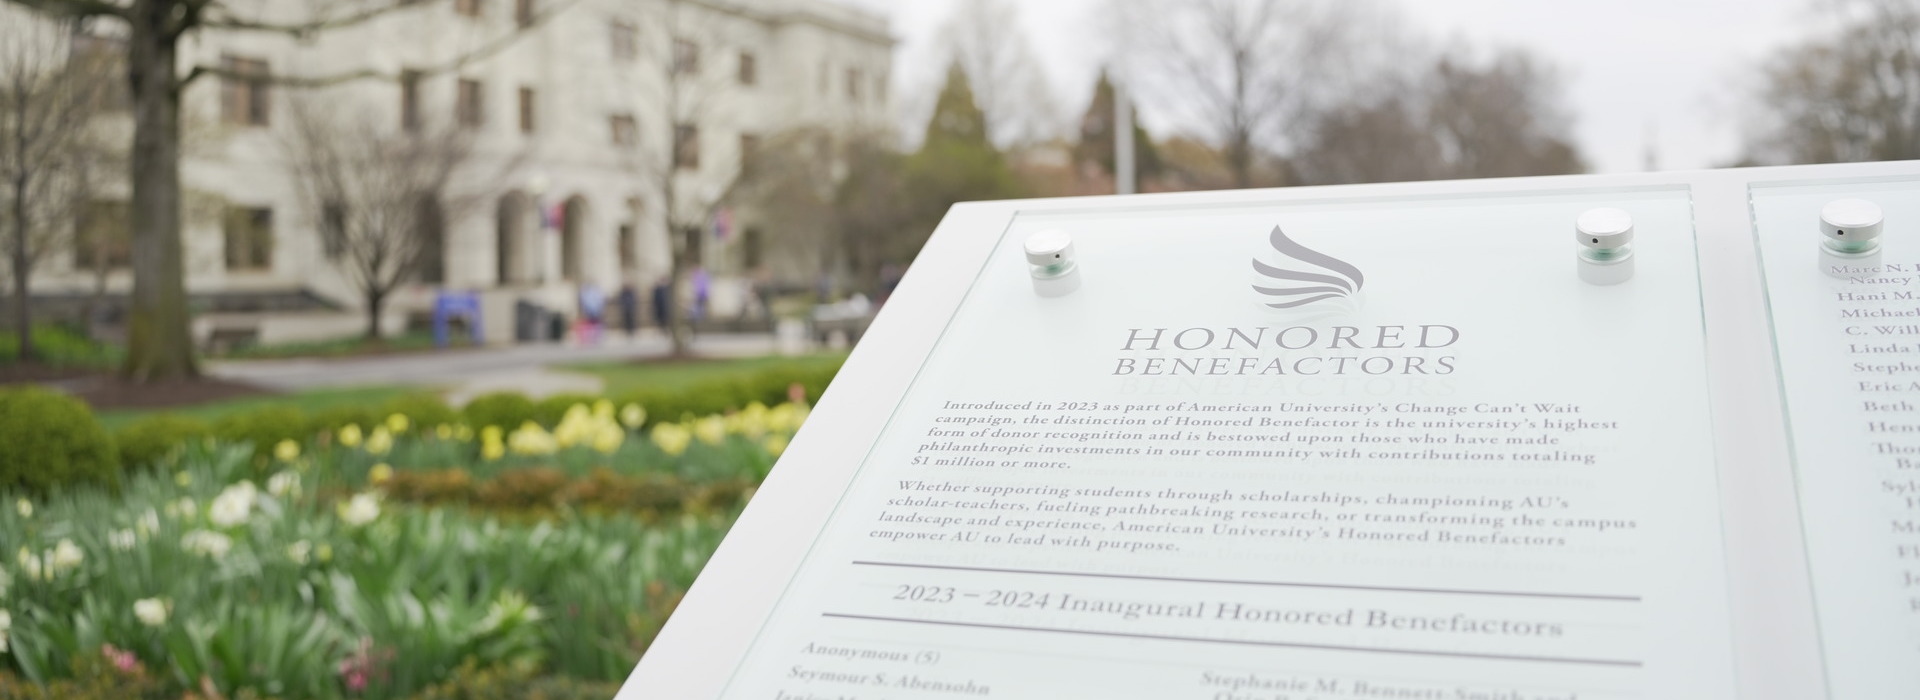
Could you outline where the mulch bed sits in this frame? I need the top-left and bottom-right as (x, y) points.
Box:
(0, 365), (274, 411)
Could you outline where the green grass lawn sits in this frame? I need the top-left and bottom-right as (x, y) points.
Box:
(564, 353), (848, 396)
(96, 354), (847, 429)
(96, 385), (419, 429)
(215, 330), (453, 360)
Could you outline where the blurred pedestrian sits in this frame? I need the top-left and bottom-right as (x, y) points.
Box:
(692, 266), (711, 322)
(651, 277), (671, 329)
(578, 282), (605, 347)
(618, 283), (640, 340)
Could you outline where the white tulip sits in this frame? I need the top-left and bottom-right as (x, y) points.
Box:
(208, 482), (257, 528)
(337, 493), (380, 526)
(50, 539), (83, 574)
(267, 471), (301, 499)
(180, 530), (233, 560)
(133, 598), (168, 627)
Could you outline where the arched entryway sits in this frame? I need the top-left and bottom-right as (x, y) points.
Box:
(619, 197), (643, 275)
(495, 191), (534, 285)
(560, 195), (590, 282)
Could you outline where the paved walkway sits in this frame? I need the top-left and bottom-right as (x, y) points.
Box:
(207, 330), (789, 401)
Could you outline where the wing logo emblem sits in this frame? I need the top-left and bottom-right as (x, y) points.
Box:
(1251, 226), (1364, 309)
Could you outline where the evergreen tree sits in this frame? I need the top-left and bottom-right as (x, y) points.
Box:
(922, 63), (996, 151)
(903, 64), (1022, 238)
(1075, 70), (1161, 181)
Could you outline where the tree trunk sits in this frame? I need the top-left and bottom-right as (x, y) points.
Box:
(9, 174), (31, 363)
(364, 288), (384, 340)
(667, 226), (693, 357)
(121, 0), (198, 382)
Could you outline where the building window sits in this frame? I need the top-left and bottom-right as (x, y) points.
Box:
(875, 74), (887, 102)
(618, 224), (637, 271)
(846, 68), (861, 102)
(672, 39), (699, 75)
(673, 123), (699, 170)
(457, 78), (484, 128)
(455, 0), (482, 17)
(220, 55), (270, 126)
(400, 70), (422, 132)
(514, 0), (534, 26)
(611, 20), (637, 61)
(518, 86), (536, 133)
(416, 197), (446, 285)
(818, 61), (829, 94)
(739, 133), (759, 176)
(321, 202), (347, 259)
(610, 114), (636, 146)
(223, 207), (274, 271)
(738, 52), (757, 86)
(74, 200), (131, 269)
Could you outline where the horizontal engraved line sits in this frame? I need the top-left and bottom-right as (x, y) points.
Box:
(821, 612), (1643, 668)
(850, 560), (1640, 602)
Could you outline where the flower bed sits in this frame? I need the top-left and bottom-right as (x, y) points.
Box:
(0, 399), (807, 699)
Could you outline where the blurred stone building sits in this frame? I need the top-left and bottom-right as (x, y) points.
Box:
(6, 0), (891, 345)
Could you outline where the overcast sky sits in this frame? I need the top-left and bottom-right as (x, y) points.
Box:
(835, 0), (1818, 174)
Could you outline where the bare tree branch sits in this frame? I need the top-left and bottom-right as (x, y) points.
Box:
(6, 0), (130, 21)
(180, 0), (584, 87)
(199, 0), (423, 37)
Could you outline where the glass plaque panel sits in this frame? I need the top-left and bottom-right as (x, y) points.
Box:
(720, 188), (1736, 699)
(1751, 176), (1920, 699)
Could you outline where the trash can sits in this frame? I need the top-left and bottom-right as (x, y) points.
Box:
(514, 300), (553, 343)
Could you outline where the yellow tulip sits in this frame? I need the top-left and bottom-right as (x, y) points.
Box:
(651, 423), (692, 456)
(338, 424), (364, 448)
(693, 416), (726, 446)
(619, 403), (647, 429)
(365, 427), (393, 456)
(480, 425), (505, 460)
(369, 463), (394, 485)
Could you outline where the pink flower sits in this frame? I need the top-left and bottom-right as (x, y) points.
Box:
(336, 637), (393, 695)
(100, 644), (140, 674)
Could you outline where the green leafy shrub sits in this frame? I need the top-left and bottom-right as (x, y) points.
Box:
(531, 393), (600, 427)
(382, 393), (459, 428)
(383, 468), (475, 505)
(0, 387), (118, 492)
(212, 404), (311, 457)
(309, 404), (382, 435)
(0, 325), (121, 369)
(0, 655), (179, 700)
(461, 392), (537, 431)
(112, 414), (211, 471)
(613, 361), (837, 428)
(475, 467), (571, 510)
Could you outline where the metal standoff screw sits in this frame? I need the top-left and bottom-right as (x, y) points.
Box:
(1821, 198), (1883, 256)
(1025, 229), (1077, 279)
(1575, 208), (1635, 264)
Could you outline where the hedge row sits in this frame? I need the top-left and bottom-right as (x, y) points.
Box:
(0, 358), (841, 493)
(105, 360), (840, 469)
(370, 467), (757, 520)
